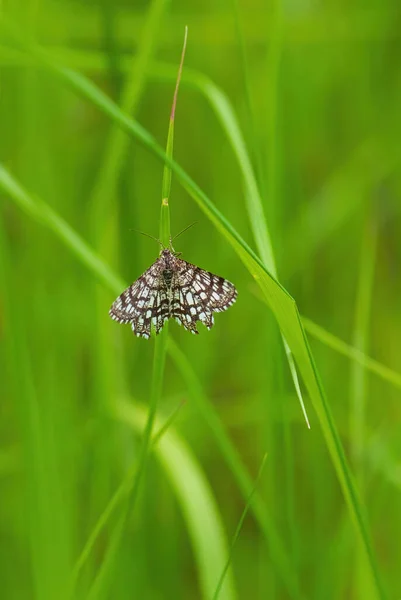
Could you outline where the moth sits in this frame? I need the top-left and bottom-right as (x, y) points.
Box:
(109, 242), (237, 339)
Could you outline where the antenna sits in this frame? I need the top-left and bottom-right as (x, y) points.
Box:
(129, 229), (164, 249)
(171, 221), (198, 242)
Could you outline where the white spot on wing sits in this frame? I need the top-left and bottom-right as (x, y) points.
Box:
(186, 292), (194, 305)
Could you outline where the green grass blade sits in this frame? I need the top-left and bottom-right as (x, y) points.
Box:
(265, 0), (282, 227)
(86, 2), (169, 593)
(0, 212), (71, 600)
(87, 25), (186, 598)
(168, 339), (301, 598)
(349, 214), (377, 598)
(212, 454), (267, 600)
(165, 61), (309, 427)
(89, 0), (168, 245)
(230, 0), (264, 190)
(349, 216), (377, 478)
(85, 331), (169, 600)
(0, 164), (125, 291)
(302, 317), (401, 391)
(70, 400), (185, 596)
(184, 69), (276, 272)
(161, 25), (187, 210)
(282, 138), (397, 278)
(115, 399), (237, 600)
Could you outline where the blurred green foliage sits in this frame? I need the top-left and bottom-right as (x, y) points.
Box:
(1, 1), (401, 599)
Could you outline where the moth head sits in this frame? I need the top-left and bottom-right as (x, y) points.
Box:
(161, 246), (182, 258)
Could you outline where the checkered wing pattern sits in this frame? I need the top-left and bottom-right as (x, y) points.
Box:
(109, 259), (168, 340)
(109, 249), (237, 339)
(171, 258), (237, 335)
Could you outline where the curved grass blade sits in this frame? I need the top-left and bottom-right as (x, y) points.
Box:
(302, 317), (401, 390)
(167, 339), (301, 597)
(115, 399), (237, 600)
(69, 400), (185, 595)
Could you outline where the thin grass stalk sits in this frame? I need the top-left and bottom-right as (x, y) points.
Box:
(350, 211), (377, 597)
(86, 326), (170, 599)
(85, 1), (167, 579)
(228, 7), (296, 590)
(114, 400), (237, 600)
(85, 28), (187, 599)
(230, 0), (265, 192)
(168, 339), (302, 598)
(229, 7), (302, 581)
(69, 400), (184, 595)
(0, 213), (64, 599)
(89, 0), (168, 241)
(350, 214), (377, 482)
(212, 454), (267, 600)
(132, 26), (189, 523)
(126, 25), (188, 521)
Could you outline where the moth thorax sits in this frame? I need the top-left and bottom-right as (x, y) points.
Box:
(163, 269), (173, 287)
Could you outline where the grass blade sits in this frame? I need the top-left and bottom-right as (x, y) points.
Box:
(85, 1), (169, 592)
(161, 25), (187, 207)
(302, 317), (401, 390)
(349, 213), (377, 598)
(115, 400), (237, 600)
(168, 339), (301, 597)
(86, 27), (187, 598)
(70, 401), (185, 596)
(89, 0), (168, 245)
(0, 212), (71, 600)
(212, 454), (267, 600)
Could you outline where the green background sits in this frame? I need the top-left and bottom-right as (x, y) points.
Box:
(1, 1), (400, 599)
